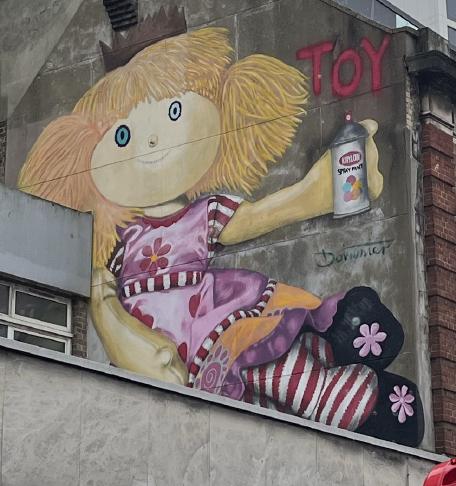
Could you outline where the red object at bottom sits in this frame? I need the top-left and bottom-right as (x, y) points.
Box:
(424, 459), (456, 486)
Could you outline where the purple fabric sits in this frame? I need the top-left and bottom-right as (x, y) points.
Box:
(304, 291), (346, 332)
(117, 197), (267, 365)
(220, 297), (344, 400)
(115, 195), (344, 391)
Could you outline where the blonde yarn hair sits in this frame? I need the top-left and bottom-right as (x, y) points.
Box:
(18, 27), (308, 268)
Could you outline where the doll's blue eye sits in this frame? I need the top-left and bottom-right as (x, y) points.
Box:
(115, 125), (131, 147)
(168, 101), (182, 121)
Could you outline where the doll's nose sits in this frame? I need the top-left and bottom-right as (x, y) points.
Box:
(148, 135), (158, 148)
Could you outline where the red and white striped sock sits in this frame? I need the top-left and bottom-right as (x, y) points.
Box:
(311, 363), (378, 431)
(242, 333), (378, 430)
(243, 334), (328, 418)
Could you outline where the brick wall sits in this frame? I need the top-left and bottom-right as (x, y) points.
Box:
(0, 120), (6, 184)
(71, 298), (88, 358)
(423, 120), (456, 455)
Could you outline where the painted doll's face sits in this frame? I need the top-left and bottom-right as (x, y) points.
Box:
(91, 92), (221, 207)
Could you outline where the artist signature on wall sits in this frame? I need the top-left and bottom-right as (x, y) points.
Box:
(314, 239), (394, 268)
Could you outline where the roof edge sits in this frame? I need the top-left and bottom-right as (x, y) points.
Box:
(406, 49), (456, 83)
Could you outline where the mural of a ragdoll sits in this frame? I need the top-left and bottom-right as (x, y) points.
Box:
(17, 7), (424, 447)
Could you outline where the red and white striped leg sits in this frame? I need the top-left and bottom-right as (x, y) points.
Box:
(311, 363), (378, 431)
(242, 333), (378, 430)
(243, 334), (328, 418)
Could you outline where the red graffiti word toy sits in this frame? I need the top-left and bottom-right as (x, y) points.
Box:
(296, 35), (390, 97)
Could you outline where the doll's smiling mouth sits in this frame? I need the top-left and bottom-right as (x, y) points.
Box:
(138, 149), (171, 165)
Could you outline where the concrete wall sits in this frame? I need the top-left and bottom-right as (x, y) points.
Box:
(3, 0), (435, 454)
(0, 340), (446, 486)
(0, 0), (85, 119)
(0, 184), (92, 296)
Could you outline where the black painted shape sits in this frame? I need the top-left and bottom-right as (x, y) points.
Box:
(322, 286), (404, 371)
(356, 371), (425, 447)
(103, 0), (137, 31)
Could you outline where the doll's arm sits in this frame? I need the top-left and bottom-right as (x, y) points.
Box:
(219, 120), (382, 246)
(90, 267), (188, 385)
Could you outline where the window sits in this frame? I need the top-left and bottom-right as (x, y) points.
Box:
(0, 284), (8, 314)
(0, 282), (71, 354)
(447, 0), (456, 22)
(395, 15), (418, 30)
(333, 0), (418, 30)
(373, 1), (396, 28)
(449, 26), (456, 47)
(14, 291), (68, 327)
(13, 330), (66, 353)
(335, 0), (373, 17)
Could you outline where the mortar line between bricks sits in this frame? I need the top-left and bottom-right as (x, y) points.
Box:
(422, 145), (455, 160)
(423, 203), (456, 218)
(423, 171), (456, 186)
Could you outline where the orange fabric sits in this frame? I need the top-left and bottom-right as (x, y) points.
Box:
(217, 284), (321, 366)
(219, 315), (282, 366)
(263, 283), (321, 313)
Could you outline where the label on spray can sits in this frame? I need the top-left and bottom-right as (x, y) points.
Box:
(331, 112), (370, 218)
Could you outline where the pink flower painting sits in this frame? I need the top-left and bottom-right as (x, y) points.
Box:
(140, 237), (171, 276)
(353, 322), (387, 357)
(389, 385), (415, 423)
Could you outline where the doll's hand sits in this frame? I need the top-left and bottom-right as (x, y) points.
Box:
(359, 119), (383, 201)
(91, 267), (189, 385)
(142, 330), (189, 386)
(218, 118), (384, 245)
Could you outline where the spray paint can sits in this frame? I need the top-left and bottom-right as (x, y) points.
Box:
(331, 112), (370, 218)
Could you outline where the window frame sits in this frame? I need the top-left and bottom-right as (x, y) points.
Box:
(7, 325), (71, 354)
(0, 281), (73, 354)
(10, 286), (72, 334)
(447, 0), (456, 22)
(449, 25), (456, 48)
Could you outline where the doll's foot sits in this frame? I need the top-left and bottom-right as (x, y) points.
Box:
(355, 371), (424, 447)
(322, 287), (404, 371)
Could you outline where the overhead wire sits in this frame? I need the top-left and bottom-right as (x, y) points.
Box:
(90, 216), (405, 289)
(17, 107), (309, 191)
(14, 73), (404, 290)
(16, 75), (403, 192)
